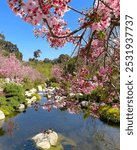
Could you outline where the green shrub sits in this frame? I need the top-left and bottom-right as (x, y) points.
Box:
(23, 78), (44, 90)
(76, 94), (92, 102)
(4, 83), (25, 97)
(0, 105), (14, 116)
(31, 93), (41, 101)
(50, 82), (60, 88)
(6, 96), (26, 108)
(99, 105), (120, 124)
(23, 78), (34, 90)
(1, 83), (26, 115)
(28, 61), (53, 79)
(0, 96), (7, 106)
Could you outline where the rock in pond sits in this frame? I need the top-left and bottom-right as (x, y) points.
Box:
(18, 104), (25, 112)
(0, 110), (5, 120)
(30, 96), (37, 102)
(32, 130), (58, 150)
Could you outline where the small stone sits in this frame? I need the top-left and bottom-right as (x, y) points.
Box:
(25, 91), (32, 97)
(38, 85), (43, 92)
(30, 96), (37, 102)
(0, 110), (5, 120)
(30, 88), (37, 94)
(18, 104), (25, 111)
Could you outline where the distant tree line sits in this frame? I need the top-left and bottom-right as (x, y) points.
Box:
(0, 33), (23, 60)
(29, 53), (71, 64)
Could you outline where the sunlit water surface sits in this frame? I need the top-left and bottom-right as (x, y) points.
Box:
(0, 96), (119, 150)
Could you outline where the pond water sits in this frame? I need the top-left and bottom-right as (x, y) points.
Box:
(0, 95), (120, 150)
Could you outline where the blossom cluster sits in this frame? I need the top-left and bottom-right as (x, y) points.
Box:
(8, 0), (119, 48)
(7, 0), (120, 102)
(0, 54), (42, 82)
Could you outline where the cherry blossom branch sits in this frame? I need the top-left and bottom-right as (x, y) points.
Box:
(68, 6), (89, 17)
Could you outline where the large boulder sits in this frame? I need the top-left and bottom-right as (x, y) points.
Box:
(48, 131), (58, 146)
(32, 130), (58, 150)
(0, 110), (5, 120)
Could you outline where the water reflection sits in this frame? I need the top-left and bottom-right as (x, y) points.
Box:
(0, 96), (119, 150)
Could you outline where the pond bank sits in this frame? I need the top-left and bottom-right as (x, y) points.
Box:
(0, 83), (42, 119)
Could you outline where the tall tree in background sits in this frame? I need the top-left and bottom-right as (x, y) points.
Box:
(0, 33), (23, 60)
(34, 49), (42, 60)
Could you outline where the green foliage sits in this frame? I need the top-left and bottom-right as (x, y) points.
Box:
(75, 88), (102, 103)
(0, 105), (15, 116)
(33, 49), (41, 59)
(23, 78), (35, 90)
(57, 54), (70, 63)
(50, 82), (60, 88)
(76, 87), (113, 103)
(0, 39), (23, 60)
(28, 61), (53, 79)
(23, 77), (43, 90)
(31, 93), (41, 101)
(76, 94), (93, 102)
(64, 57), (77, 75)
(4, 83), (25, 97)
(0, 96), (7, 105)
(0, 83), (26, 116)
(99, 105), (120, 124)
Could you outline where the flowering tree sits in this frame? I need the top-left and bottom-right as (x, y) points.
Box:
(7, 0), (120, 101)
(0, 54), (42, 82)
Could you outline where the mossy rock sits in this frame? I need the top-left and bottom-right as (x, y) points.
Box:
(99, 105), (120, 124)
(31, 93), (41, 101)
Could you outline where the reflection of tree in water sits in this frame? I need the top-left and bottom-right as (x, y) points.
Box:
(91, 120), (120, 150)
(5, 119), (18, 136)
(69, 118), (120, 150)
(0, 128), (5, 136)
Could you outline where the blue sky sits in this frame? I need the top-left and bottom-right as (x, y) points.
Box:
(0, 0), (92, 60)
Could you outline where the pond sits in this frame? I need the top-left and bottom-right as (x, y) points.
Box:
(0, 95), (120, 150)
